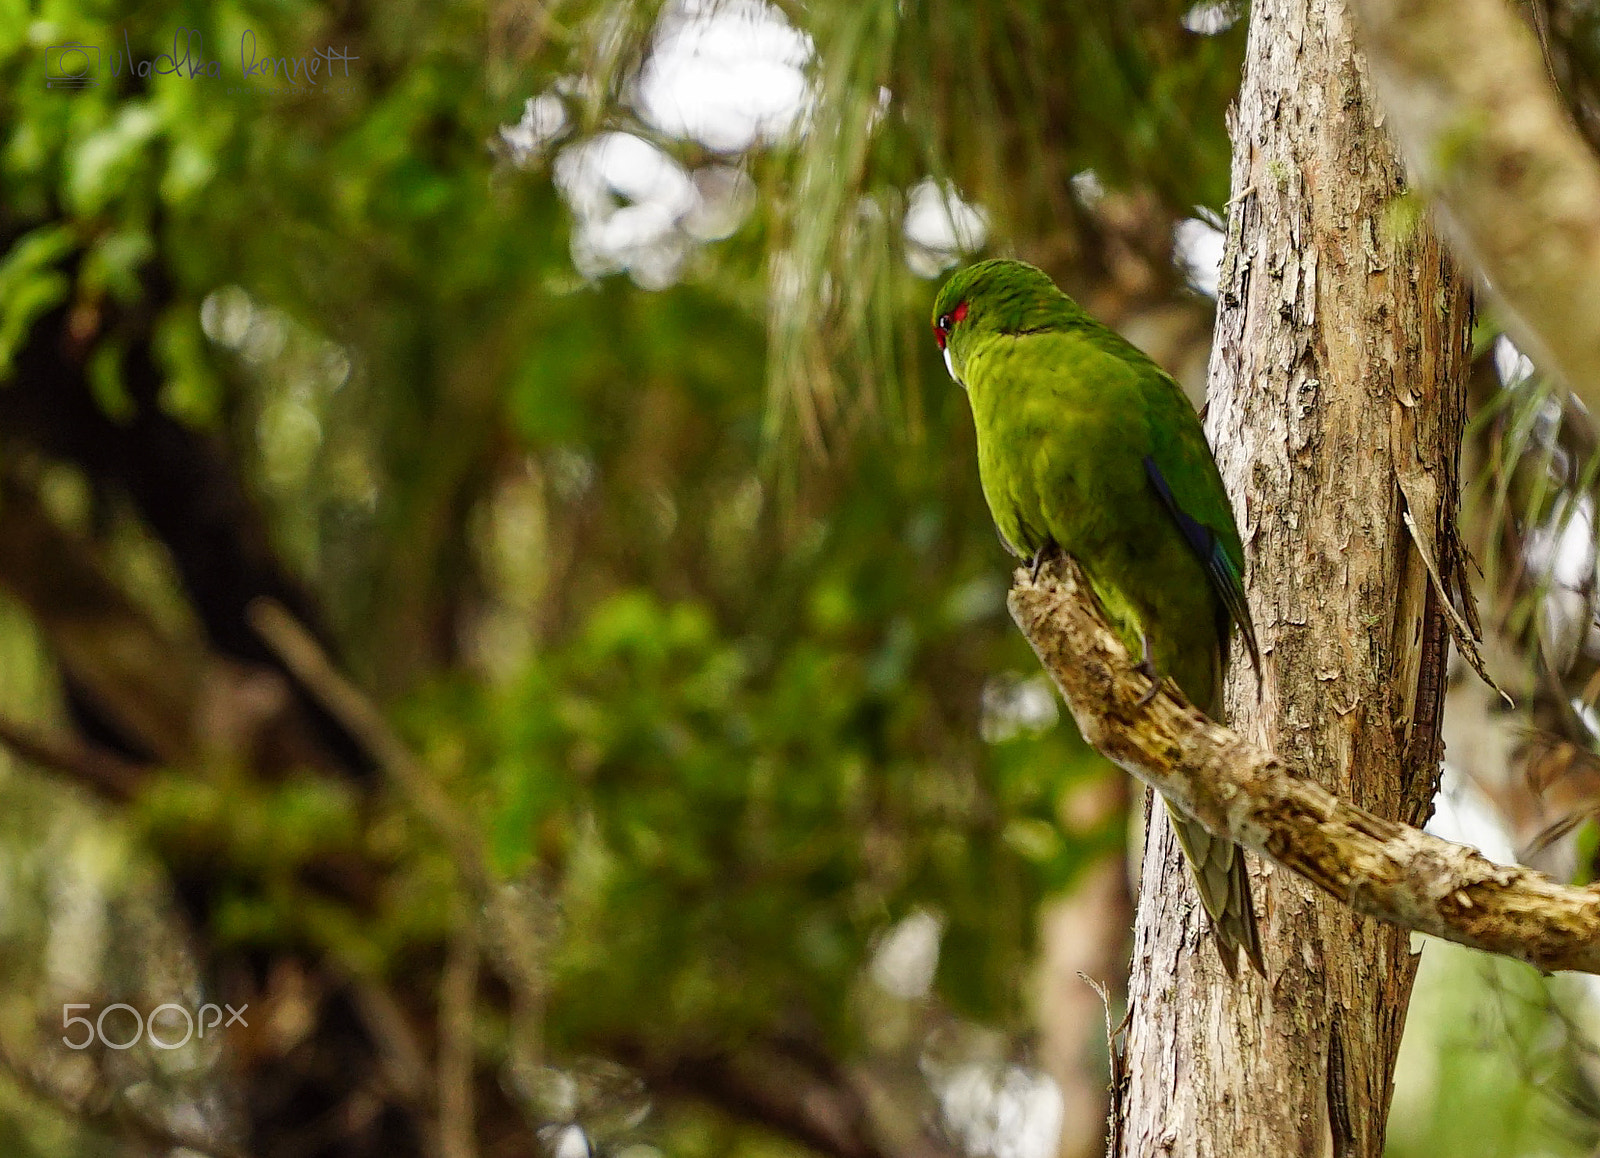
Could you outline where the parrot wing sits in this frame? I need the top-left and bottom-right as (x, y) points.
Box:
(1138, 376), (1268, 978)
(1142, 454), (1261, 679)
(1053, 323), (1261, 682)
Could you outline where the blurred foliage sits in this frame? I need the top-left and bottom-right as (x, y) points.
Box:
(1390, 942), (1600, 1158)
(0, 0), (1131, 1153)
(3, 0), (1599, 1155)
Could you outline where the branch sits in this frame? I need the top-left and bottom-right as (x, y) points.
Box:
(612, 1038), (956, 1158)
(1010, 557), (1600, 975)
(1346, 0), (1600, 414)
(0, 473), (205, 760)
(436, 907), (480, 1158)
(0, 472), (345, 781)
(0, 714), (144, 799)
(248, 599), (547, 1055)
(248, 599), (494, 902)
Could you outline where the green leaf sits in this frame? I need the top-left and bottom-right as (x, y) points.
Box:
(87, 341), (133, 421)
(66, 102), (161, 215)
(0, 224), (75, 380)
(81, 226), (152, 302)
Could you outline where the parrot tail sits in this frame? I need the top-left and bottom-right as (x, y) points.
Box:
(1164, 799), (1265, 977)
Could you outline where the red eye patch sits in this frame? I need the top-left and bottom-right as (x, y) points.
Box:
(933, 300), (969, 349)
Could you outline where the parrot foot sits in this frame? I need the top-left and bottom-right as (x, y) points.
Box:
(1134, 633), (1161, 707)
(1028, 543), (1060, 584)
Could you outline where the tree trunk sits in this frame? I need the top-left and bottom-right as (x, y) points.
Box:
(1114, 1), (1472, 1155)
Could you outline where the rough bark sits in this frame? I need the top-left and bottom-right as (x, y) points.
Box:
(1347, 0), (1600, 418)
(1106, 2), (1474, 1155)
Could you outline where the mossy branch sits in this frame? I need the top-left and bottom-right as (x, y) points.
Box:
(1011, 556), (1600, 975)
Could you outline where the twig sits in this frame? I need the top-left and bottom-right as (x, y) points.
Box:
(612, 1038), (952, 1158)
(247, 600), (493, 901)
(350, 981), (432, 1107)
(1399, 504), (1507, 706)
(1011, 556), (1600, 975)
(1079, 972), (1127, 1158)
(248, 599), (546, 1085)
(0, 714), (144, 799)
(437, 908), (480, 1158)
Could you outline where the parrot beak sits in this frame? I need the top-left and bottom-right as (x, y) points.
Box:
(943, 346), (964, 388)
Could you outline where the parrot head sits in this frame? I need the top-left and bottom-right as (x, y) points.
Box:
(931, 259), (1081, 387)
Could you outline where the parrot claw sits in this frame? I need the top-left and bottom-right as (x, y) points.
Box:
(1134, 633), (1161, 706)
(1028, 543), (1060, 584)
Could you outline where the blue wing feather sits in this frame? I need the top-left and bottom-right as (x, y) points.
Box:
(1143, 455), (1262, 679)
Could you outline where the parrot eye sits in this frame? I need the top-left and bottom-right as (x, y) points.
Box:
(932, 301), (968, 350)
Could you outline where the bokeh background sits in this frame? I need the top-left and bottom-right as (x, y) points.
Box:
(1, 1), (1600, 1155)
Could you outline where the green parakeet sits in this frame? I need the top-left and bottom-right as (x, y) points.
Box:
(933, 258), (1265, 977)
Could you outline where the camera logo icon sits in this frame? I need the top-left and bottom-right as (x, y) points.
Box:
(45, 43), (99, 89)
